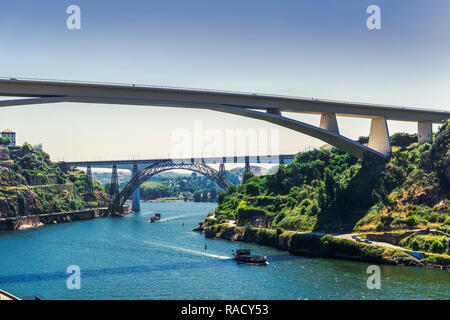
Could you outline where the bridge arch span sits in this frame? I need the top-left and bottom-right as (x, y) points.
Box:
(211, 105), (387, 160)
(113, 160), (232, 209)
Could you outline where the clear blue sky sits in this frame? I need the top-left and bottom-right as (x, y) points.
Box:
(0, 0), (449, 161)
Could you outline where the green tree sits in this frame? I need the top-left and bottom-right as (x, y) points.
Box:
(21, 142), (33, 153)
(0, 137), (11, 145)
(242, 171), (255, 183)
(209, 188), (217, 202)
(323, 168), (335, 206)
(193, 191), (202, 202)
(201, 189), (209, 202)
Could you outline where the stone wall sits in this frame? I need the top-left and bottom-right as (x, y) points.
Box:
(365, 231), (416, 245)
(0, 215), (43, 230)
(38, 207), (110, 225)
(236, 214), (272, 228)
(0, 207), (114, 231)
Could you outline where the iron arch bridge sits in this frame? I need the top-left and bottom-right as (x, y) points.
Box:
(111, 160), (232, 211)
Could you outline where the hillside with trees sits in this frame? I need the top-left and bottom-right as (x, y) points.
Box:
(0, 142), (109, 218)
(214, 121), (450, 241)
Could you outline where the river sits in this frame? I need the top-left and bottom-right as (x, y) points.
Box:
(0, 202), (449, 300)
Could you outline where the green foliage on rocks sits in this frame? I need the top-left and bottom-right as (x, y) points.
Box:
(400, 235), (449, 254)
(0, 144), (109, 217)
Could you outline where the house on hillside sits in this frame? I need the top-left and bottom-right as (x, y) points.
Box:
(1, 129), (16, 146)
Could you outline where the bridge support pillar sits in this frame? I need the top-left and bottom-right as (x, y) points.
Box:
(132, 187), (141, 212)
(219, 163), (225, 176)
(244, 156), (251, 173)
(319, 113), (339, 134)
(131, 163), (141, 212)
(418, 121), (432, 145)
(368, 117), (391, 156)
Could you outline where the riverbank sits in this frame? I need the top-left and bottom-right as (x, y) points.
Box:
(1, 201), (448, 300)
(195, 218), (450, 271)
(0, 205), (130, 231)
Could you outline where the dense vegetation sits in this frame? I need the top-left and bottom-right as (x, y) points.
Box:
(138, 172), (222, 202)
(214, 121), (450, 234)
(0, 137), (12, 146)
(0, 143), (109, 217)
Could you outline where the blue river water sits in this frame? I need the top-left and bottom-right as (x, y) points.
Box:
(0, 201), (449, 300)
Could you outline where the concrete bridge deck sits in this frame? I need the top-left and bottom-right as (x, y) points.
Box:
(0, 77), (448, 122)
(0, 77), (448, 159)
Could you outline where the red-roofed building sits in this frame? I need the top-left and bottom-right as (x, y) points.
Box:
(1, 129), (16, 146)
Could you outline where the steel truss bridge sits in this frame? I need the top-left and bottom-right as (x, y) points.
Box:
(61, 154), (295, 212)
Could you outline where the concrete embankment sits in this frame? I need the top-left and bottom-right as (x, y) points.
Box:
(0, 205), (130, 231)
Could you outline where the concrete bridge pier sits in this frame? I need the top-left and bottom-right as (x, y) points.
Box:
(368, 117), (391, 156)
(131, 163), (141, 212)
(320, 113), (340, 134)
(418, 121), (433, 144)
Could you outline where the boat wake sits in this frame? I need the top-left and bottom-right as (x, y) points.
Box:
(158, 213), (201, 222)
(119, 234), (231, 260)
(144, 240), (232, 260)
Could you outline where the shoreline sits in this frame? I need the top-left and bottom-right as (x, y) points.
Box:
(195, 219), (450, 272)
(135, 199), (218, 203)
(0, 205), (130, 231)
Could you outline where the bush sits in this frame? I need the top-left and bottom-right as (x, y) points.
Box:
(276, 227), (284, 236)
(406, 215), (420, 227)
(376, 222), (383, 231)
(0, 137), (12, 145)
(237, 206), (268, 221)
(245, 182), (260, 196)
(391, 133), (418, 148)
(431, 241), (445, 254)
(242, 223), (257, 242)
(401, 235), (448, 254)
(242, 171), (255, 183)
(411, 238), (419, 251)
(256, 228), (278, 247)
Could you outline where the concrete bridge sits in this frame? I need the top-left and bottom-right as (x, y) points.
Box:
(0, 77), (448, 160)
(1, 77), (449, 212)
